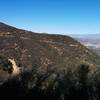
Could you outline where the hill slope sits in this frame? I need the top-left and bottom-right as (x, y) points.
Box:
(0, 22), (100, 88)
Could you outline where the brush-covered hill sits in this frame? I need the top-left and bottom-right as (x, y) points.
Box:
(0, 23), (100, 99)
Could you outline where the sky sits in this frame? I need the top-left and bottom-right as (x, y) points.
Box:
(0, 0), (100, 35)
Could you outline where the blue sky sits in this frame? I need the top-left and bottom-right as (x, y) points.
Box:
(0, 0), (100, 35)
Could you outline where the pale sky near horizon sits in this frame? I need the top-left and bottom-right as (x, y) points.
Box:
(0, 0), (100, 35)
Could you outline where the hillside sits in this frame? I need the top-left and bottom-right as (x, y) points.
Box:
(0, 22), (100, 83)
(0, 23), (100, 99)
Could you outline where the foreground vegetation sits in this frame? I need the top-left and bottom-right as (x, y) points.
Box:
(0, 64), (100, 100)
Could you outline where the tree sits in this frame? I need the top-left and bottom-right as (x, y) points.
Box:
(77, 64), (90, 100)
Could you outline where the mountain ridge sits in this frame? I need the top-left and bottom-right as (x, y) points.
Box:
(0, 22), (100, 87)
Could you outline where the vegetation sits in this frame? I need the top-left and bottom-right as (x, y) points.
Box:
(0, 64), (100, 100)
(1, 23), (100, 100)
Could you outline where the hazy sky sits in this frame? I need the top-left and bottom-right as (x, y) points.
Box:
(0, 0), (100, 35)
